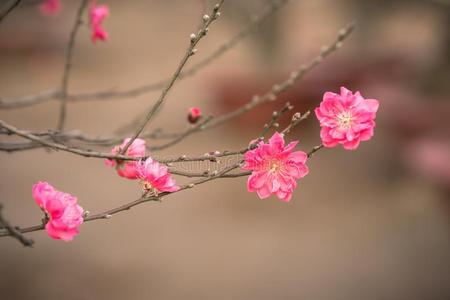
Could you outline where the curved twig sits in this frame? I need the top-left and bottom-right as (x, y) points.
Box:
(0, 0), (22, 24)
(57, 0), (89, 130)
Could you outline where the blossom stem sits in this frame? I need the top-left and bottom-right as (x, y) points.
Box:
(0, 0), (22, 24)
(307, 144), (324, 158)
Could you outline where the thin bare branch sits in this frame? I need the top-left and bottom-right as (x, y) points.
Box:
(0, 119), (138, 161)
(57, 0), (89, 130)
(170, 169), (251, 178)
(0, 118), (249, 163)
(260, 102), (294, 137)
(0, 204), (34, 247)
(0, 0), (22, 24)
(307, 144), (324, 158)
(281, 111), (310, 135)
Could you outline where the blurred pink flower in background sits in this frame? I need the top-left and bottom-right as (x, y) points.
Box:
(243, 132), (309, 202)
(40, 0), (61, 16)
(404, 138), (450, 187)
(89, 1), (109, 43)
(137, 157), (180, 194)
(315, 87), (379, 150)
(32, 182), (84, 241)
(105, 138), (146, 179)
(188, 107), (202, 124)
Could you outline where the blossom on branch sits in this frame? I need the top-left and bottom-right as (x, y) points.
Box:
(89, 1), (109, 43)
(188, 107), (202, 124)
(40, 0), (61, 16)
(136, 157), (180, 195)
(32, 182), (84, 241)
(315, 87), (379, 150)
(243, 132), (309, 202)
(105, 138), (146, 179)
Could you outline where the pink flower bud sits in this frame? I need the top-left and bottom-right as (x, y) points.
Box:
(188, 107), (202, 124)
(89, 1), (109, 43)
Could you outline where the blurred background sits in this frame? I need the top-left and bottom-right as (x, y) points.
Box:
(0, 0), (449, 299)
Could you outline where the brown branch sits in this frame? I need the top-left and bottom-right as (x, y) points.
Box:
(307, 144), (324, 158)
(260, 102), (294, 137)
(120, 1), (226, 155)
(0, 204), (34, 247)
(82, 159), (243, 222)
(0, 89), (60, 110)
(0, 127), (182, 152)
(204, 21), (356, 130)
(0, 118), (250, 163)
(0, 119), (139, 161)
(0, 0), (22, 24)
(0, 106), (310, 163)
(281, 111), (310, 135)
(57, 0), (89, 130)
(170, 169), (251, 178)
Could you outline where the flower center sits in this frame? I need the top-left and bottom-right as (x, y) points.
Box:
(140, 181), (157, 196)
(337, 111), (354, 129)
(269, 160), (282, 173)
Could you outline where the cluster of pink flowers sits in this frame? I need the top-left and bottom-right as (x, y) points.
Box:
(32, 182), (84, 241)
(243, 87), (379, 201)
(28, 83), (378, 241)
(31, 137), (180, 242)
(105, 138), (180, 194)
(40, 0), (110, 44)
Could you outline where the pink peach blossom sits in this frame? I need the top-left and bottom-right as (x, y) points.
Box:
(242, 132), (309, 202)
(136, 157), (180, 194)
(315, 87), (379, 150)
(89, 2), (109, 43)
(105, 138), (146, 179)
(40, 0), (61, 16)
(32, 182), (84, 241)
(188, 107), (202, 124)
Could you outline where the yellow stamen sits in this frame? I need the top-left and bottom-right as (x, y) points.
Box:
(337, 111), (353, 129)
